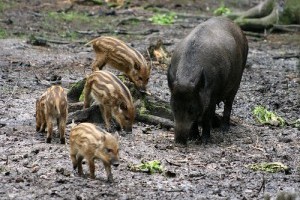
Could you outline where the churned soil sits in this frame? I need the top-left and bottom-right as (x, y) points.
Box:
(0, 0), (299, 199)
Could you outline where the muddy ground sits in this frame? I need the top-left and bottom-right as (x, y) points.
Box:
(0, 0), (299, 199)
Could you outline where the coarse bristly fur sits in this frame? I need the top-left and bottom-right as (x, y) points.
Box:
(69, 122), (120, 182)
(36, 85), (68, 144)
(83, 70), (135, 133)
(86, 36), (151, 91)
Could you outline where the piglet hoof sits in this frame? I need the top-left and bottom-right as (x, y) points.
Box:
(46, 137), (52, 143)
(60, 138), (66, 144)
(107, 175), (114, 183)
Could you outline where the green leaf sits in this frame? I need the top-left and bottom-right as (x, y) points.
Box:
(253, 106), (285, 127)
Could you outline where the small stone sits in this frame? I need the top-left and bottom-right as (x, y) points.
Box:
(15, 177), (24, 183)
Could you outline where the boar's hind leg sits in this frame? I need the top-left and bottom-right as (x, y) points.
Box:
(58, 117), (66, 144)
(87, 158), (96, 179)
(100, 105), (112, 132)
(92, 54), (106, 71)
(77, 155), (84, 176)
(83, 83), (93, 109)
(222, 97), (235, 132)
(46, 116), (53, 143)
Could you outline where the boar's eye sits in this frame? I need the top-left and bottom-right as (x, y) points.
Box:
(120, 102), (128, 110)
(106, 148), (113, 153)
(134, 64), (141, 70)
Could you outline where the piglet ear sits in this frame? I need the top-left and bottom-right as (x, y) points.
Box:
(113, 131), (120, 141)
(101, 135), (106, 142)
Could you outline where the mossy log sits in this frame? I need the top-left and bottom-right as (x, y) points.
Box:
(67, 78), (174, 129)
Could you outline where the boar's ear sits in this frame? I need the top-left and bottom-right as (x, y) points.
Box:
(134, 63), (141, 71)
(101, 135), (106, 142)
(113, 131), (120, 141)
(146, 49), (153, 70)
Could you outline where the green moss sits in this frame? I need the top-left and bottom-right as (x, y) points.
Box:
(280, 0), (300, 24)
(247, 162), (289, 173)
(48, 11), (90, 23)
(0, 28), (7, 39)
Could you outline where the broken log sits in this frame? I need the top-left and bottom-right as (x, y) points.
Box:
(67, 78), (174, 129)
(226, 0), (300, 31)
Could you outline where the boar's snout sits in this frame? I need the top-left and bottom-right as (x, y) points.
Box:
(123, 126), (132, 134)
(111, 160), (120, 167)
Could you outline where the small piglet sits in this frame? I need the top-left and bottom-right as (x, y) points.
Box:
(86, 36), (151, 91)
(69, 122), (120, 182)
(83, 70), (135, 133)
(36, 85), (68, 144)
(167, 17), (248, 144)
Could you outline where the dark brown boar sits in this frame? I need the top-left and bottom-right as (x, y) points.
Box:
(83, 70), (135, 133)
(167, 17), (248, 144)
(36, 85), (68, 144)
(86, 36), (151, 91)
(69, 122), (119, 182)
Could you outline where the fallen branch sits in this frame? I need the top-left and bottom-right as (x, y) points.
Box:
(272, 24), (300, 32)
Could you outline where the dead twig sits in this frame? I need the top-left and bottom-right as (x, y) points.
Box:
(165, 159), (181, 167)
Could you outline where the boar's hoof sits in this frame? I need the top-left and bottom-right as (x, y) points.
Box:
(107, 175), (114, 183)
(60, 138), (66, 144)
(89, 174), (96, 179)
(174, 136), (188, 145)
(221, 124), (230, 133)
(201, 135), (211, 145)
(46, 137), (51, 143)
(212, 115), (222, 128)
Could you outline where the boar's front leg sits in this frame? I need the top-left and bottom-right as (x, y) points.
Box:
(188, 121), (200, 141)
(58, 116), (66, 144)
(201, 103), (216, 144)
(103, 162), (113, 182)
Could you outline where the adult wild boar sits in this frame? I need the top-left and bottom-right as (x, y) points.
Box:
(167, 17), (248, 144)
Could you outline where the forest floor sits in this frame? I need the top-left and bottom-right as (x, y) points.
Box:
(0, 0), (299, 199)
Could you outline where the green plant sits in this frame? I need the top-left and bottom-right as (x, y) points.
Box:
(128, 160), (163, 174)
(149, 12), (176, 25)
(213, 4), (231, 16)
(247, 162), (289, 173)
(253, 106), (285, 126)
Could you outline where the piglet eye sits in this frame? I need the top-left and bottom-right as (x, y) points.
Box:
(106, 148), (112, 153)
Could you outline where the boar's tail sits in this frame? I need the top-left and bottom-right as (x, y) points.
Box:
(55, 99), (61, 115)
(84, 37), (101, 46)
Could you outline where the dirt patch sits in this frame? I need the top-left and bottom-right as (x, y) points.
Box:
(0, 1), (299, 199)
